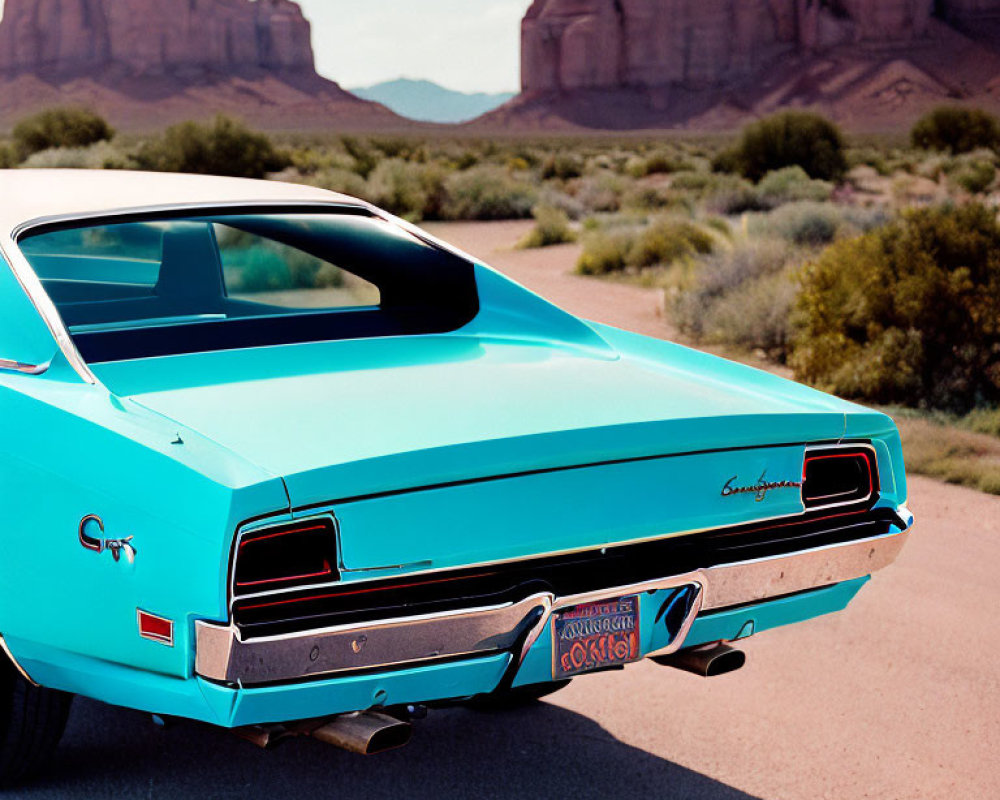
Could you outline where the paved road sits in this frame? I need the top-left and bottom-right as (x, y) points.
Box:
(12, 222), (999, 798)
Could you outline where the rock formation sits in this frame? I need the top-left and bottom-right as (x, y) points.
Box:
(485, 0), (1000, 131)
(0, 0), (315, 76)
(0, 0), (411, 131)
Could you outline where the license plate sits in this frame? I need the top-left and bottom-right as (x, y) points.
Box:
(553, 595), (640, 679)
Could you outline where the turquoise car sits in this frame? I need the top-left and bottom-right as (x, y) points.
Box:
(0, 170), (912, 784)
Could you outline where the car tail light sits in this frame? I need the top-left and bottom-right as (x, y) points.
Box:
(234, 518), (339, 596)
(802, 448), (876, 510)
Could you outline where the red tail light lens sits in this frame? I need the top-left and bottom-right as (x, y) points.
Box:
(802, 448), (876, 510)
(234, 519), (339, 595)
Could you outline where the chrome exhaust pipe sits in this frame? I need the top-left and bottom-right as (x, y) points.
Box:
(653, 643), (746, 677)
(310, 711), (412, 755)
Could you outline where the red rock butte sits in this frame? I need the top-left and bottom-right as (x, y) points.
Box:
(477, 0), (1000, 131)
(0, 0), (410, 131)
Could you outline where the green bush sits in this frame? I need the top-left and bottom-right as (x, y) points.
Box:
(137, 116), (289, 179)
(21, 141), (131, 170)
(627, 219), (714, 269)
(365, 159), (446, 220)
(756, 166), (834, 206)
(951, 159), (997, 194)
(575, 218), (713, 274)
(519, 205), (576, 248)
(541, 154), (584, 180)
(911, 107), (1000, 154)
(791, 203), (1000, 412)
(752, 201), (843, 246)
(726, 111), (848, 182)
(441, 166), (536, 220)
(576, 231), (633, 275)
(12, 108), (114, 160)
(301, 167), (368, 198)
(0, 143), (18, 169)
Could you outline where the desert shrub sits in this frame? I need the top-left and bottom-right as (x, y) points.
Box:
(627, 219), (714, 269)
(576, 230), (633, 275)
(670, 171), (713, 192)
(571, 171), (628, 214)
(701, 175), (768, 215)
(626, 150), (687, 178)
(519, 205), (576, 248)
(752, 201), (843, 246)
(674, 239), (796, 357)
(299, 167), (368, 198)
(20, 141), (132, 170)
(0, 143), (17, 168)
(364, 159), (448, 220)
(791, 203), (1000, 412)
(441, 166), (536, 220)
(340, 136), (380, 177)
(13, 108), (114, 160)
(911, 107), (1000, 154)
(137, 116), (290, 179)
(756, 166), (834, 206)
(726, 111), (848, 182)
(541, 153), (584, 180)
(622, 183), (688, 212)
(951, 158), (997, 194)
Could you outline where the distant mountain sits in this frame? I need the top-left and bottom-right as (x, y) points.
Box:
(350, 79), (514, 123)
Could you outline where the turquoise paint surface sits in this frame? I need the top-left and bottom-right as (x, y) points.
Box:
(0, 241), (909, 725)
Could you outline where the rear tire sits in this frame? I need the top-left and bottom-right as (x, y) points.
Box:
(0, 650), (72, 788)
(466, 679), (571, 711)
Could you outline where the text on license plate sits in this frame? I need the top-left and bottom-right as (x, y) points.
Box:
(553, 595), (640, 679)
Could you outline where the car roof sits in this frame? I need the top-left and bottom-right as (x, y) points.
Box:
(0, 169), (361, 237)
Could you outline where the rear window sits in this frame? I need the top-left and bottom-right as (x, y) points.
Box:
(17, 210), (478, 362)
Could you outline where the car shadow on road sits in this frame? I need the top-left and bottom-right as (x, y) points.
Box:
(21, 697), (761, 799)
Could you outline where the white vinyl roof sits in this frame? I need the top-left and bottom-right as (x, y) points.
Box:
(0, 170), (361, 236)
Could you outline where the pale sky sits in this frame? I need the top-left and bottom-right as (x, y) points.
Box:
(0, 0), (532, 94)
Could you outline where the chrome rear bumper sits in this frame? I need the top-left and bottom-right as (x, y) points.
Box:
(196, 522), (910, 687)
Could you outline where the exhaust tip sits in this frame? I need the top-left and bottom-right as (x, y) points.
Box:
(703, 647), (746, 677)
(311, 711), (412, 755)
(365, 720), (412, 754)
(652, 643), (746, 677)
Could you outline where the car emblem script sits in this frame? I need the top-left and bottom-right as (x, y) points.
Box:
(722, 471), (803, 503)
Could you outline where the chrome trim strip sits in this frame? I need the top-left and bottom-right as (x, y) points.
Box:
(198, 525), (910, 687)
(0, 357), (51, 376)
(229, 444), (889, 607)
(199, 574), (704, 686)
(0, 634), (39, 687)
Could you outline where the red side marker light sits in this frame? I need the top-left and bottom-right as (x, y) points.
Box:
(138, 610), (174, 646)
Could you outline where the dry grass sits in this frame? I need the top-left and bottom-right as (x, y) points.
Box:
(894, 414), (1000, 495)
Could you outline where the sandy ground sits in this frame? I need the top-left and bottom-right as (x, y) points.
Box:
(18, 222), (1000, 799)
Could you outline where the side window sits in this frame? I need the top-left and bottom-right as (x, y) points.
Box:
(19, 224), (165, 302)
(214, 224), (380, 310)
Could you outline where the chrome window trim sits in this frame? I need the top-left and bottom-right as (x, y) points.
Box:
(228, 443), (888, 606)
(1, 199), (402, 388)
(0, 233), (97, 385)
(197, 522), (911, 686)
